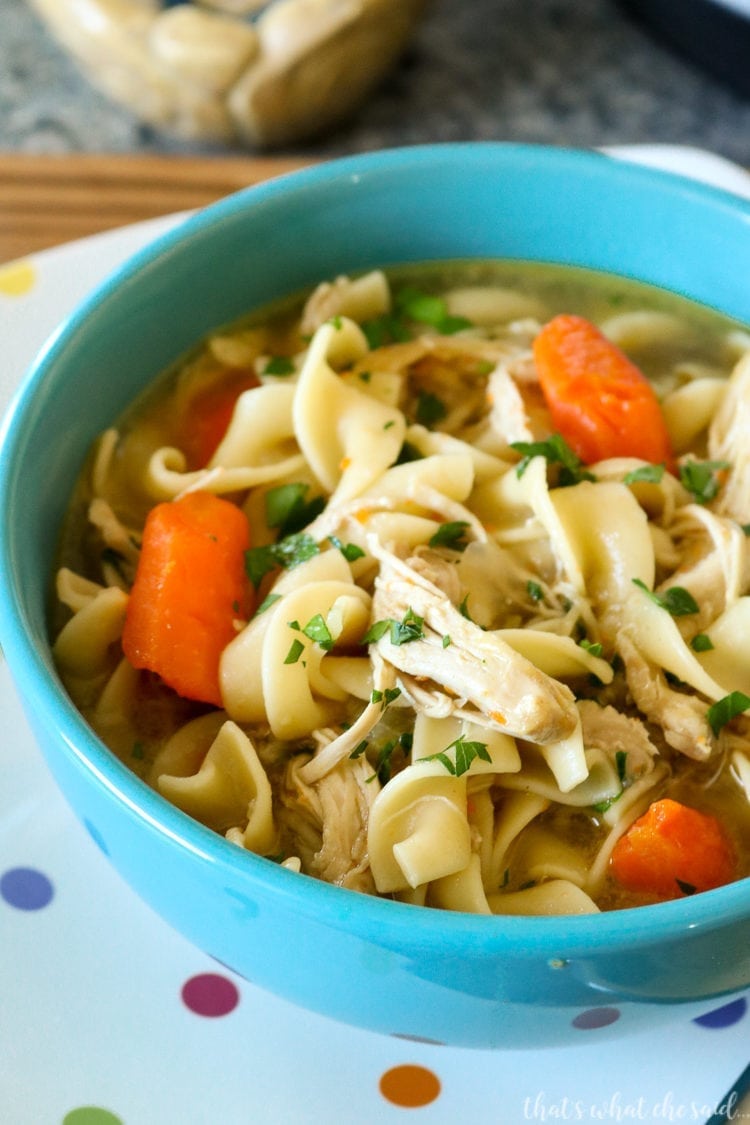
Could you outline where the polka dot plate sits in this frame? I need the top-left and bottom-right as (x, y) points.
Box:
(2, 146), (750, 1125)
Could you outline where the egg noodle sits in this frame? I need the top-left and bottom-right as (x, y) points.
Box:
(52, 263), (750, 914)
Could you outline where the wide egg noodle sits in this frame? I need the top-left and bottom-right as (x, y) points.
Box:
(154, 718), (278, 853)
(367, 759), (471, 893)
(292, 317), (406, 504)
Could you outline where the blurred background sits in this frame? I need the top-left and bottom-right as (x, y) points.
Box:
(2, 0), (748, 161)
(1, 0), (749, 264)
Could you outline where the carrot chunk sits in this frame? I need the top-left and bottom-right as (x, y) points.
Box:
(122, 491), (251, 706)
(532, 314), (675, 467)
(181, 371), (260, 468)
(610, 798), (736, 900)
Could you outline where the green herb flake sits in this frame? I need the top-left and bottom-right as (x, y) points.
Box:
(632, 578), (699, 617)
(383, 420), (396, 430)
(510, 433), (596, 486)
(245, 532), (320, 589)
(329, 315), (343, 330)
(707, 690), (750, 736)
(284, 638), (305, 665)
(421, 735), (491, 777)
(360, 619), (391, 645)
(691, 633), (714, 653)
(389, 607), (424, 646)
(429, 520), (471, 552)
(361, 313), (411, 350)
(370, 689), (383, 704)
(442, 634), (452, 648)
(328, 534), (366, 562)
(254, 592), (282, 617)
(263, 355), (296, 376)
(383, 687), (402, 707)
(527, 580), (544, 603)
(623, 463), (666, 485)
(679, 459), (731, 504)
(302, 613), (334, 651)
(458, 594), (473, 621)
(579, 638), (603, 657)
(741, 523), (750, 537)
(265, 482), (325, 537)
(415, 390), (447, 428)
(358, 370), (372, 383)
(349, 740), (369, 760)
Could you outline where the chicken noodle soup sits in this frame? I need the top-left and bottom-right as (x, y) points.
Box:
(52, 261), (750, 914)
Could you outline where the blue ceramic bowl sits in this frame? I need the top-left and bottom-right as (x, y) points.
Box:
(2, 144), (750, 1049)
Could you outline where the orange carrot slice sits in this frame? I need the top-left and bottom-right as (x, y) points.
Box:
(533, 314), (675, 467)
(610, 797), (735, 900)
(181, 371), (260, 469)
(122, 491), (251, 706)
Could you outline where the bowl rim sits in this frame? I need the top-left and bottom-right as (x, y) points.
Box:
(2, 140), (750, 956)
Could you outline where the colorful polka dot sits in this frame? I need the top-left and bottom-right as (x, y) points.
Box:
(0, 866), (54, 910)
(571, 1006), (621, 1030)
(181, 972), (240, 1017)
(0, 259), (37, 297)
(62, 1108), (123, 1125)
(379, 1064), (441, 1108)
(693, 996), (747, 1029)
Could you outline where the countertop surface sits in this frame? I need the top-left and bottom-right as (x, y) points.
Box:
(1, 0), (749, 164)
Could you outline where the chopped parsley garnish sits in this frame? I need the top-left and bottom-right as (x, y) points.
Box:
(394, 286), (472, 335)
(421, 734), (491, 777)
(679, 459), (730, 504)
(383, 419), (396, 430)
(328, 534), (365, 562)
(691, 633), (714, 653)
(245, 531), (320, 589)
(579, 638), (603, 657)
(707, 690), (750, 736)
(284, 638), (305, 665)
(361, 312), (411, 349)
(623, 463), (666, 485)
(263, 355), (296, 376)
(254, 592), (282, 617)
(369, 686), (402, 710)
(265, 482), (325, 537)
(349, 740), (369, 760)
(510, 433), (596, 486)
(329, 315), (343, 330)
(365, 730), (413, 785)
(429, 520), (471, 552)
(632, 578), (699, 617)
(527, 580), (544, 603)
(361, 607), (424, 647)
(415, 390), (447, 428)
(458, 593), (474, 621)
(302, 613), (334, 651)
(442, 634), (452, 648)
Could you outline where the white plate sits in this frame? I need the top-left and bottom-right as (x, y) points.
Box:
(2, 148), (750, 1125)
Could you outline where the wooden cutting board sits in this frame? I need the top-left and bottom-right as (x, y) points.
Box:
(0, 153), (313, 264)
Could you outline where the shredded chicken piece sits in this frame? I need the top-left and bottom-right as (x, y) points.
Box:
(617, 630), (713, 761)
(278, 754), (377, 893)
(370, 541), (578, 743)
(664, 504), (750, 627)
(408, 547), (463, 603)
(87, 498), (141, 588)
(487, 363), (535, 446)
(299, 651), (396, 783)
(577, 699), (659, 782)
